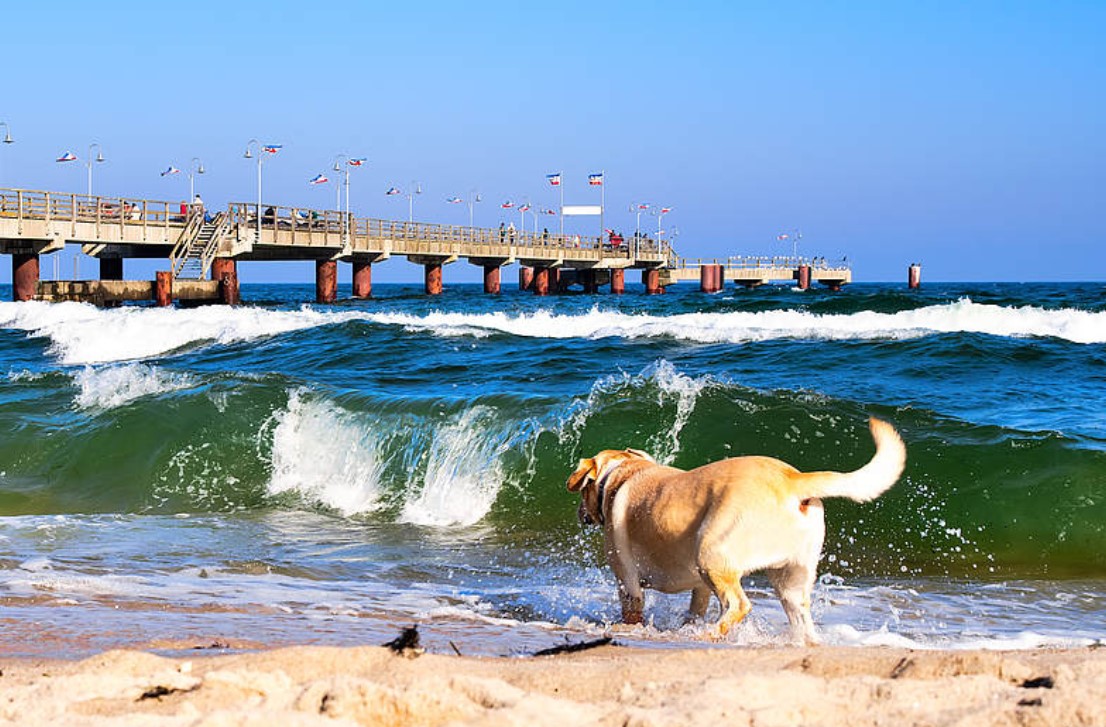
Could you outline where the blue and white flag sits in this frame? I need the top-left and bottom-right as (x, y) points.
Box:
(262, 144), (282, 154)
(546, 173), (561, 186)
(308, 173), (329, 185)
(161, 166), (181, 176)
(348, 158), (367, 167)
(588, 173), (604, 186)
(385, 186), (401, 196)
(56, 151), (77, 163)
(446, 196), (463, 204)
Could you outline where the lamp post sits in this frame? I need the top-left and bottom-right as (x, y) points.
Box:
(86, 143), (105, 197)
(188, 157), (205, 202)
(467, 189), (481, 228)
(242, 139), (272, 238)
(653, 206), (672, 239)
(0, 122), (12, 185)
(630, 203), (649, 238)
(406, 180), (421, 222)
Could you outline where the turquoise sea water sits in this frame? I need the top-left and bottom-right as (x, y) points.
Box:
(1, 281), (1104, 657)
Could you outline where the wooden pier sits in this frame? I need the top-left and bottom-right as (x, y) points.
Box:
(0, 187), (851, 304)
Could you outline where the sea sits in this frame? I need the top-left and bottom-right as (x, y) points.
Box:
(1, 280), (1104, 659)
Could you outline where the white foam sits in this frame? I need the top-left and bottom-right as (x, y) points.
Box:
(399, 407), (509, 527)
(73, 363), (196, 409)
(265, 389), (387, 517)
(0, 300), (359, 365)
(361, 299), (1106, 345)
(2, 298), (1103, 367)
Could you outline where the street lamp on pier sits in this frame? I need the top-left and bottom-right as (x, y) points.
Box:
(86, 143), (105, 197)
(406, 181), (421, 222)
(188, 157), (205, 201)
(0, 122), (12, 185)
(244, 139), (279, 238)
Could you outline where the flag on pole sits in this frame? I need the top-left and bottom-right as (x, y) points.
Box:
(385, 187), (401, 196)
(501, 200), (514, 209)
(56, 151), (78, 162)
(161, 166), (181, 176)
(262, 144), (282, 154)
(348, 158), (366, 167)
(588, 173), (604, 186)
(546, 173), (561, 186)
(777, 233), (789, 241)
(446, 196), (463, 204)
(518, 203), (531, 212)
(637, 203), (650, 210)
(542, 208), (557, 215)
(308, 174), (329, 185)
(659, 207), (672, 215)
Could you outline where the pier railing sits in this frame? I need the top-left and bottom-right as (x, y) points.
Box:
(672, 254), (850, 271)
(3, 187), (677, 266)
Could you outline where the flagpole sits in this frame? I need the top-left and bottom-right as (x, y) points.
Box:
(559, 171), (564, 240)
(600, 170), (605, 243)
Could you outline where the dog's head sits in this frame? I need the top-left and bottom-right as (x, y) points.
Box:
(566, 448), (656, 526)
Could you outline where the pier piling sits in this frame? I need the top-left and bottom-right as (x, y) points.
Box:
(212, 258), (239, 305)
(483, 265), (500, 294)
(99, 257), (123, 281)
(796, 264), (811, 290)
(643, 268), (663, 295)
(352, 260), (372, 298)
(12, 253), (39, 302)
(611, 268), (625, 294)
(424, 263), (443, 295)
(155, 271), (173, 307)
(519, 266), (534, 292)
(909, 264), (921, 289)
(533, 267), (550, 296)
(316, 260), (338, 303)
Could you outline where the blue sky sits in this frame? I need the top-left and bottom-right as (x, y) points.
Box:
(1, 0), (1103, 283)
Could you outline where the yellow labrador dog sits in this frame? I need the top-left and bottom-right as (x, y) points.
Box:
(567, 417), (905, 644)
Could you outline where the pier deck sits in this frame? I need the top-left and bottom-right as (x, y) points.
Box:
(1, 187), (851, 302)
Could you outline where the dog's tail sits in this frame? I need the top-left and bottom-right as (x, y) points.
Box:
(792, 418), (906, 502)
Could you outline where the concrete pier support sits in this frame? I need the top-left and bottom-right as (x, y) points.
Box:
(425, 263), (443, 295)
(155, 271), (173, 307)
(211, 257), (240, 305)
(580, 269), (599, 294)
(316, 259), (338, 303)
(352, 260), (372, 298)
(700, 264), (723, 293)
(533, 267), (551, 296)
(796, 264), (811, 290)
(611, 268), (625, 295)
(519, 266), (534, 291)
(483, 265), (501, 294)
(908, 263), (922, 289)
(642, 268), (663, 295)
(12, 253), (39, 302)
(99, 257), (123, 281)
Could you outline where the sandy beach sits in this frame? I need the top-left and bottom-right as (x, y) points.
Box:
(3, 641), (1105, 726)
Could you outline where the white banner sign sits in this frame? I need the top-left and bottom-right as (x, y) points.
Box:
(561, 205), (603, 216)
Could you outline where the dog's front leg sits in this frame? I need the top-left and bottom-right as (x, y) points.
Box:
(617, 580), (645, 624)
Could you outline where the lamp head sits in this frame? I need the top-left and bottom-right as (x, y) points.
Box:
(243, 148), (254, 159)
(95, 151), (105, 163)
(2, 132), (11, 145)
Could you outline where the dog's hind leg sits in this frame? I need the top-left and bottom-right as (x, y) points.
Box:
(699, 568), (751, 639)
(767, 564), (819, 645)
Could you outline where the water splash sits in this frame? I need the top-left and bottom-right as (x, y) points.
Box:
(265, 389), (387, 517)
(400, 406), (511, 527)
(73, 363), (196, 410)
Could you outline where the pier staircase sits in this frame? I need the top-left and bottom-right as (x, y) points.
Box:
(170, 212), (230, 280)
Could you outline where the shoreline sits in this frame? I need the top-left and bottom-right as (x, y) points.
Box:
(3, 642), (1105, 725)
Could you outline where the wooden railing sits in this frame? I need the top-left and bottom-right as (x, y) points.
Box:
(2, 188), (677, 265)
(672, 254), (850, 271)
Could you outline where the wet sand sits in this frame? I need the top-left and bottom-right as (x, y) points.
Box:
(3, 642), (1105, 726)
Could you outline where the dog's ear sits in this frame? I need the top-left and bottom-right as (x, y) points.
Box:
(566, 457), (596, 492)
(624, 448), (655, 463)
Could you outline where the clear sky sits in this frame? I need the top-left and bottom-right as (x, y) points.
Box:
(1, 0), (1103, 283)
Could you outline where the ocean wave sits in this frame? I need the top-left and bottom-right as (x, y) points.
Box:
(363, 298), (1106, 345)
(2, 297), (1104, 367)
(73, 363), (196, 410)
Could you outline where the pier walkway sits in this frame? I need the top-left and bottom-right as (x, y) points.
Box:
(0, 187), (851, 303)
